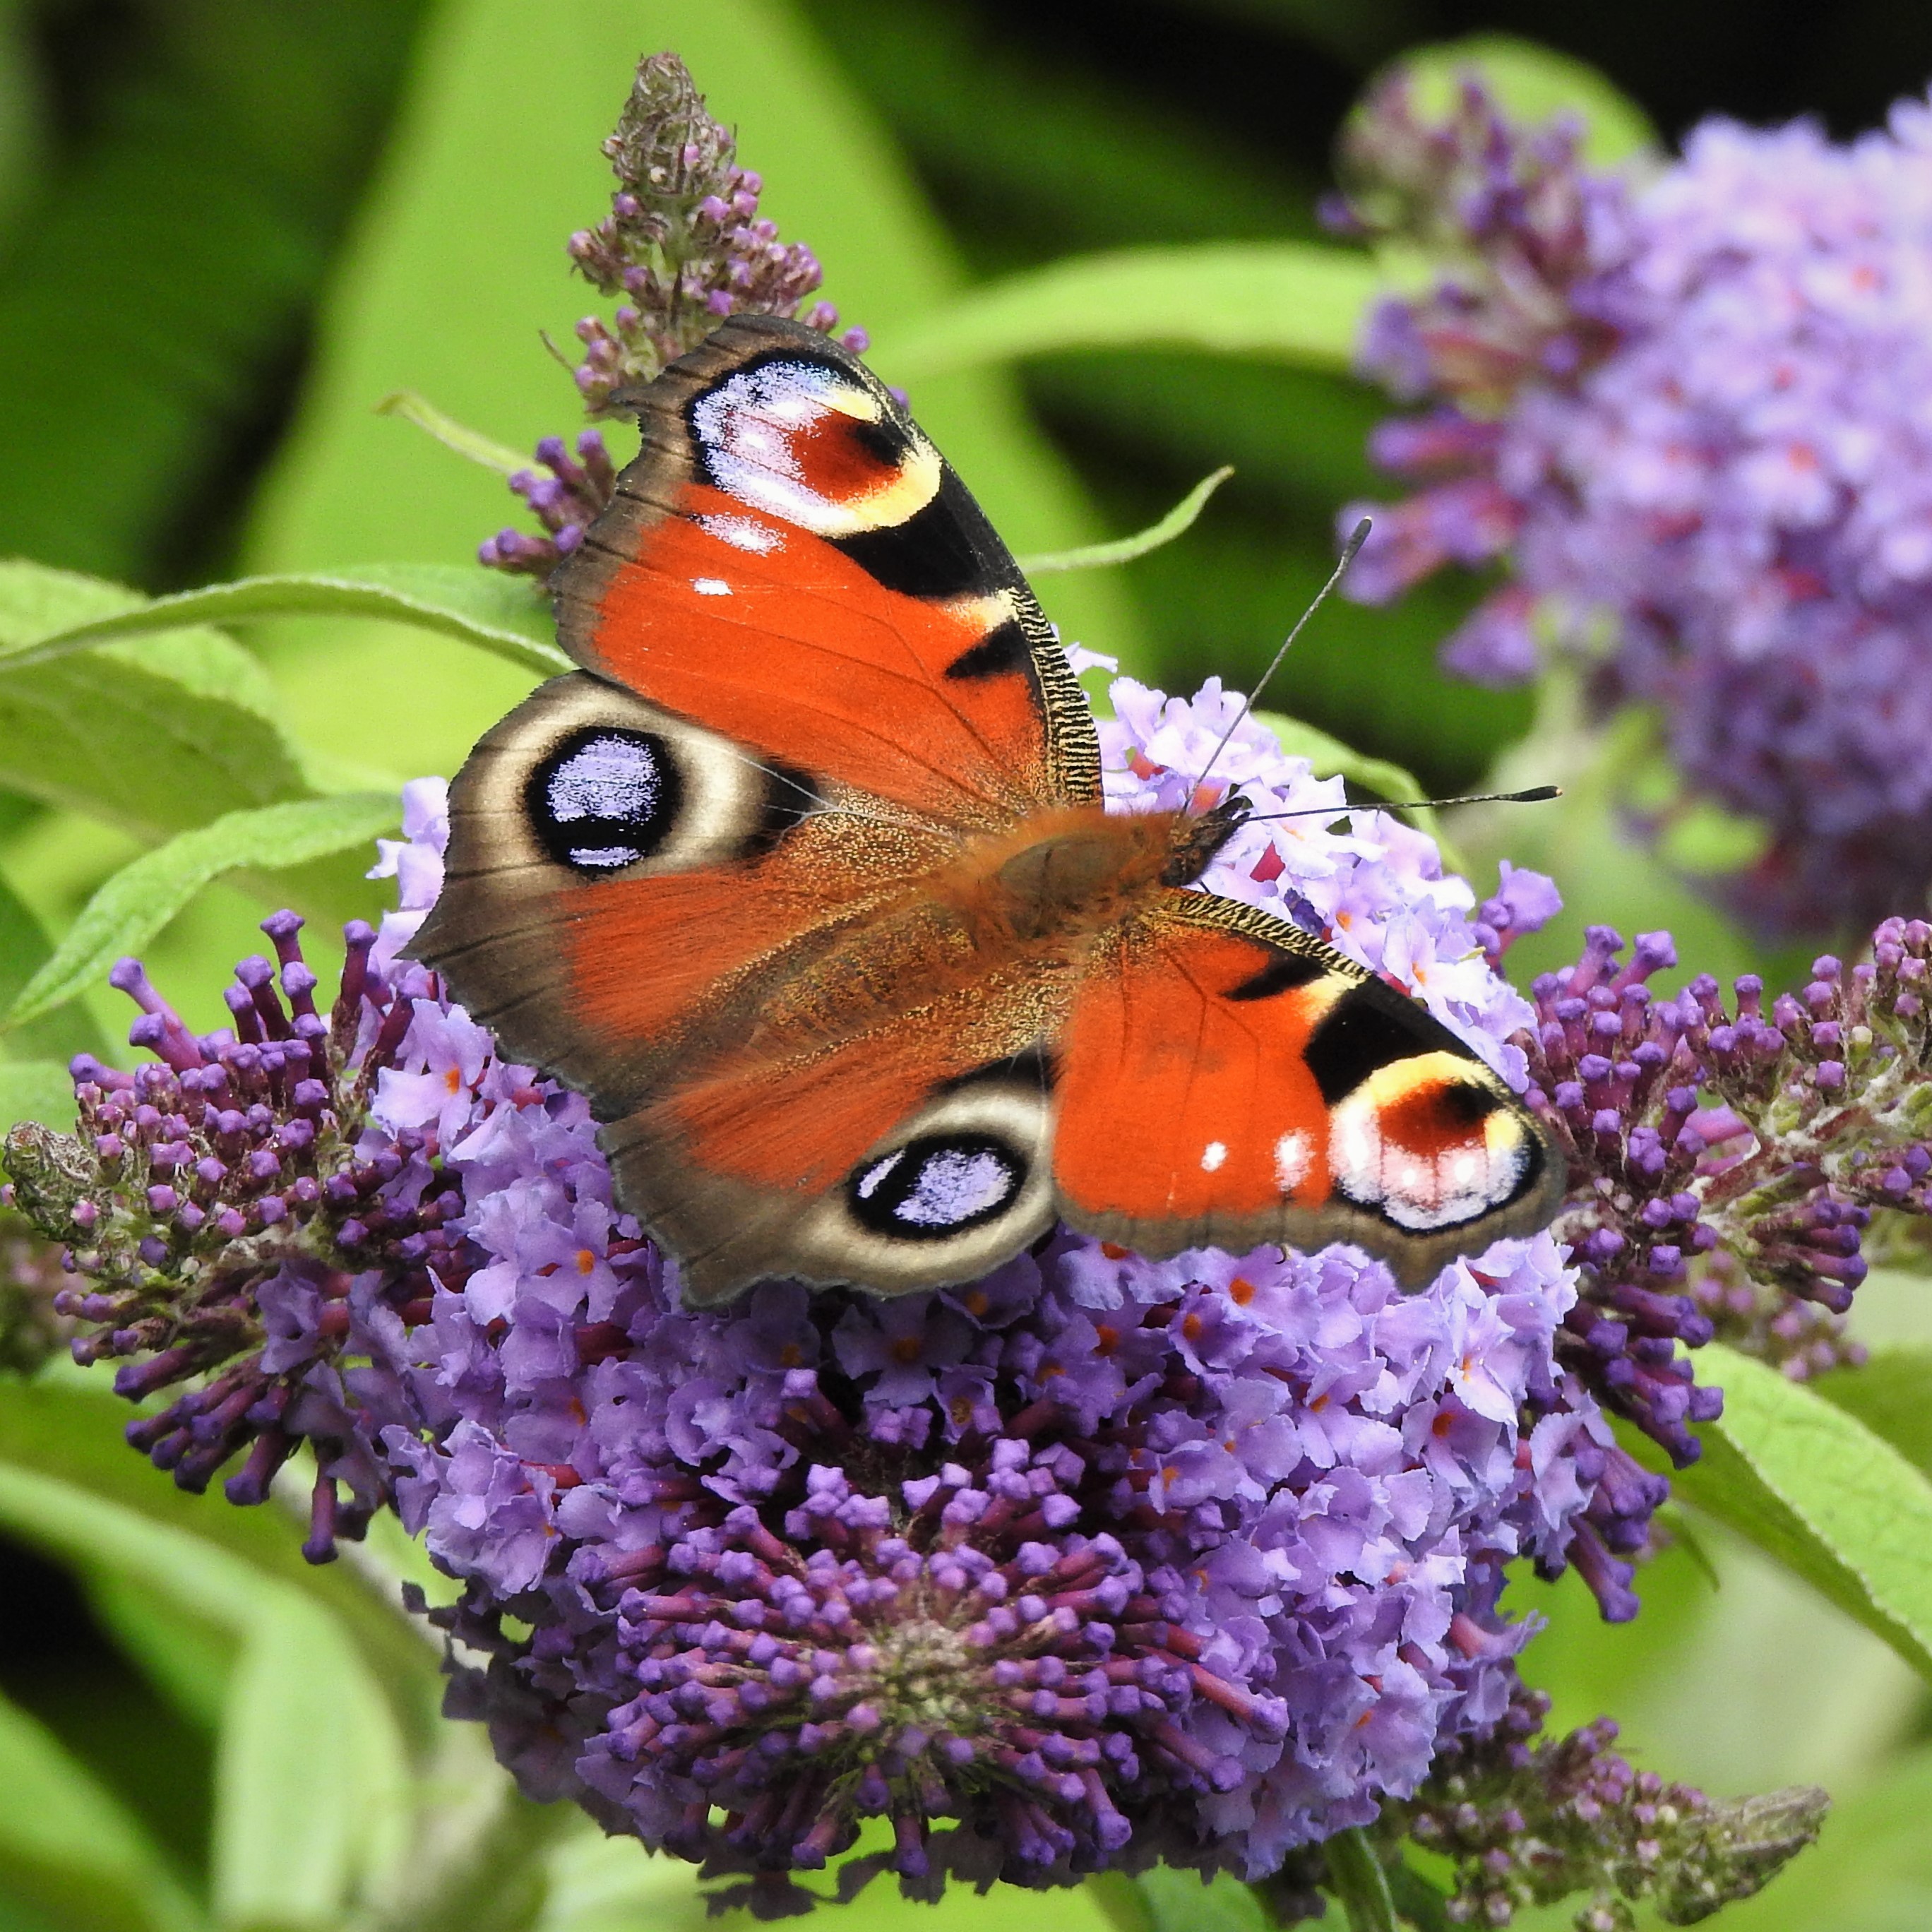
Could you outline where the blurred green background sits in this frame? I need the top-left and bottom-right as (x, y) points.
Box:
(6, 3), (1932, 1928)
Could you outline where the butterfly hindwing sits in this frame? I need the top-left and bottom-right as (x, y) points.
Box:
(1050, 893), (1563, 1286)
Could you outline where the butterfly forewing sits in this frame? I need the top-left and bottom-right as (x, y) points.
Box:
(555, 316), (1098, 824)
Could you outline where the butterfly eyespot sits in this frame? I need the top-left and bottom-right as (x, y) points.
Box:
(525, 727), (682, 873)
(848, 1133), (1030, 1240)
(689, 354), (937, 539)
(1327, 1054), (1538, 1234)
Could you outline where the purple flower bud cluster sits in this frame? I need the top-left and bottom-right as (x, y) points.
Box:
(0, 899), (502, 1560)
(1361, 1684), (1825, 1931)
(1522, 919), (1932, 1454)
(1688, 1250), (1867, 1381)
(478, 431), (617, 578)
(1324, 73), (1628, 424)
(481, 52), (868, 582)
(1334, 72), (1932, 934)
(565, 52), (864, 415)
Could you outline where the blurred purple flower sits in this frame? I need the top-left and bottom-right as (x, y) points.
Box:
(1335, 74), (1932, 935)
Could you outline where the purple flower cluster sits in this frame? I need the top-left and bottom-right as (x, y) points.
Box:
(403, 1191), (1604, 1895)
(11, 674), (1664, 1902)
(566, 51), (861, 412)
(1334, 73), (1932, 934)
(371, 680), (1626, 1896)
(482, 51), (866, 581)
(1, 910), (454, 1558)
(1517, 917), (1932, 1462)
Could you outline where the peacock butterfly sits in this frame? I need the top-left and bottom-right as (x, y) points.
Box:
(412, 315), (1563, 1305)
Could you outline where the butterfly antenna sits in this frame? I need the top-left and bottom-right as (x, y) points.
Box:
(1244, 784), (1561, 825)
(1189, 517), (1373, 807)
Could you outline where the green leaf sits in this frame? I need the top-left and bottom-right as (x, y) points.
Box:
(376, 388), (532, 476)
(1325, 1827), (1399, 1932)
(213, 1590), (410, 1932)
(85, 1568), (233, 1732)
(1385, 1860), (1450, 1932)
(1669, 1342), (1932, 1683)
(1019, 467), (1234, 575)
(1815, 1344), (1932, 1484)
(879, 242), (1379, 382)
(1653, 796), (1773, 875)
(0, 3), (424, 588)
(0, 1060), (76, 1132)
(1133, 1868), (1268, 1932)
(0, 562), (311, 840)
(0, 1681), (203, 1932)
(1394, 33), (1659, 168)
(0, 564), (568, 684)
(6, 793), (401, 1030)
(0, 866), (109, 1064)
(1084, 1873), (1157, 1932)
(0, 1379), (440, 1729)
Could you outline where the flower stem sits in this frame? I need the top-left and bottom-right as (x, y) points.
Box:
(1325, 1827), (1400, 1932)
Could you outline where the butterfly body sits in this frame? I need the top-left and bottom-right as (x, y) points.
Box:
(415, 315), (1563, 1304)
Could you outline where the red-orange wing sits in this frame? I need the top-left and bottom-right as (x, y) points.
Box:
(415, 317), (1102, 1303)
(1051, 894), (1563, 1286)
(551, 314), (1097, 828)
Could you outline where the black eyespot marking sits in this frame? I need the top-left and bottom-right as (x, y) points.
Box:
(936, 1044), (1057, 1095)
(849, 1134), (1028, 1240)
(833, 470), (992, 600)
(1303, 982), (1440, 1104)
(526, 727), (682, 873)
(946, 619), (1032, 683)
(1226, 950), (1330, 1003)
(743, 757), (823, 860)
(850, 409), (915, 468)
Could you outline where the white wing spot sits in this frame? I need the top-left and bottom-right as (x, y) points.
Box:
(695, 513), (781, 554)
(1200, 1140), (1228, 1173)
(693, 578), (733, 597)
(1273, 1131), (1312, 1193)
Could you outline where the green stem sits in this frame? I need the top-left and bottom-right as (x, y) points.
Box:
(1325, 1827), (1400, 1932)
